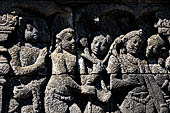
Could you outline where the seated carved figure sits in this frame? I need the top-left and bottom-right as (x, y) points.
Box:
(44, 28), (95, 113)
(107, 29), (159, 113)
(80, 34), (112, 113)
(8, 23), (47, 113)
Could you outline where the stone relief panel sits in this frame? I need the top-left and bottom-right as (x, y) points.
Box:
(0, 1), (170, 113)
(75, 3), (170, 113)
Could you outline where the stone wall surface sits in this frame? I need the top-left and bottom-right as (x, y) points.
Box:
(0, 0), (170, 113)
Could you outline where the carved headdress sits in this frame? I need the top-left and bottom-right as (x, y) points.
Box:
(110, 29), (143, 55)
(146, 34), (167, 58)
(121, 29), (143, 45)
(55, 28), (74, 52)
(56, 28), (74, 40)
(147, 34), (165, 47)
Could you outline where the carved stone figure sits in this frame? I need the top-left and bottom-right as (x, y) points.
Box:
(1, 2), (170, 113)
(80, 34), (112, 113)
(147, 12), (170, 111)
(44, 28), (95, 113)
(8, 22), (48, 113)
(146, 34), (170, 112)
(107, 29), (159, 113)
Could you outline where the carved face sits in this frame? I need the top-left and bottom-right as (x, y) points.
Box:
(125, 35), (143, 55)
(25, 24), (39, 43)
(91, 36), (109, 56)
(146, 36), (168, 58)
(80, 37), (88, 47)
(61, 33), (75, 53)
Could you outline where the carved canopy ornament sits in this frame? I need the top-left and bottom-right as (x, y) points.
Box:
(0, 10), (20, 75)
(0, 12), (18, 31)
(0, 10), (20, 42)
(154, 11), (170, 36)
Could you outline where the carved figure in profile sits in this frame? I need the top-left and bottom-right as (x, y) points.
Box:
(8, 23), (48, 113)
(44, 28), (95, 113)
(146, 34), (168, 76)
(107, 29), (159, 113)
(146, 34), (170, 111)
(146, 11), (170, 111)
(80, 34), (112, 113)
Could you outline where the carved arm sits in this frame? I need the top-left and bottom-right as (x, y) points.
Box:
(8, 45), (47, 75)
(110, 74), (139, 90)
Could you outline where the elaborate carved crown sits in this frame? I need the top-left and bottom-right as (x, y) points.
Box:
(0, 11), (19, 42)
(0, 12), (18, 33)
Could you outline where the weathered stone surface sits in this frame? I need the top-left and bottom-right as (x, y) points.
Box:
(0, 0), (170, 113)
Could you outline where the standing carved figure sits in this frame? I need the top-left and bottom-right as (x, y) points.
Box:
(44, 28), (95, 113)
(107, 29), (157, 113)
(8, 23), (48, 113)
(149, 11), (170, 111)
(80, 34), (112, 113)
(146, 34), (170, 112)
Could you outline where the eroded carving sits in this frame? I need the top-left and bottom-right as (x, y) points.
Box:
(44, 28), (95, 113)
(0, 3), (170, 113)
(8, 19), (48, 113)
(80, 34), (113, 113)
(0, 10), (19, 113)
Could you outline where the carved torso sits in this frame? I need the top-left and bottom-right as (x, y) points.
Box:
(51, 50), (76, 75)
(149, 63), (169, 88)
(20, 44), (40, 67)
(107, 53), (147, 93)
(46, 50), (77, 96)
(119, 54), (140, 74)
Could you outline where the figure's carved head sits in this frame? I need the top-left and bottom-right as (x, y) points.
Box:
(91, 34), (112, 57)
(122, 29), (143, 56)
(146, 34), (168, 58)
(55, 28), (75, 53)
(80, 37), (88, 47)
(25, 24), (39, 43)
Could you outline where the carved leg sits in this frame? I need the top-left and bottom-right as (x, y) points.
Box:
(69, 103), (81, 113)
(146, 99), (157, 113)
(120, 94), (145, 113)
(45, 89), (69, 113)
(32, 87), (41, 113)
(96, 79), (111, 103)
(31, 78), (46, 113)
(84, 101), (105, 113)
(21, 105), (34, 113)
